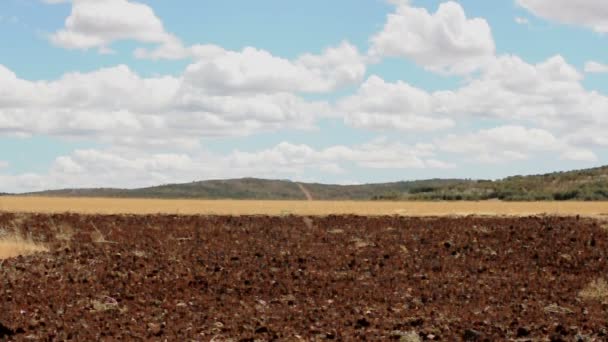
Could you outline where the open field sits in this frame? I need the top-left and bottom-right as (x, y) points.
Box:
(2, 196), (608, 217)
(1, 213), (608, 340)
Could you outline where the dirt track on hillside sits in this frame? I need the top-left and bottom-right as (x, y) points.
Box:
(1, 214), (608, 340)
(297, 184), (314, 201)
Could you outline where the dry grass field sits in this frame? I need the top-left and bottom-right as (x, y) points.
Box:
(1, 196), (608, 217)
(0, 232), (48, 260)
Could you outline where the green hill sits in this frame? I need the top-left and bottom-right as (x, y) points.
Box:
(16, 165), (608, 201)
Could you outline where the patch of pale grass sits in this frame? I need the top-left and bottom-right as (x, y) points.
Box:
(543, 303), (574, 315)
(579, 278), (608, 303)
(53, 222), (74, 242)
(89, 296), (128, 314)
(91, 229), (107, 244)
(0, 233), (48, 260)
(392, 331), (421, 342)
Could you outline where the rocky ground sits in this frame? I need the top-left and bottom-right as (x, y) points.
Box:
(1, 213), (607, 341)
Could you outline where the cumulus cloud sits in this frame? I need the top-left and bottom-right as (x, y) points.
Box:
(47, 0), (368, 73)
(560, 149), (599, 162)
(337, 75), (453, 131)
(437, 126), (598, 163)
(339, 54), (608, 137)
(517, 0), (608, 33)
(431, 55), (608, 154)
(49, 0), (180, 54)
(46, 0), (233, 60)
(0, 139), (452, 192)
(229, 139), (451, 171)
(369, 1), (495, 75)
(0, 64), (179, 112)
(1, 33), (371, 145)
(180, 42), (366, 94)
(0, 63), (330, 146)
(563, 126), (608, 149)
(585, 61), (608, 73)
(434, 55), (608, 131)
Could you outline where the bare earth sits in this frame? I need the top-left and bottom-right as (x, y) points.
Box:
(1, 213), (608, 340)
(1, 196), (608, 217)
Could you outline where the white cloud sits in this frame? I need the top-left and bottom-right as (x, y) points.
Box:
(10, 0), (606, 188)
(438, 126), (598, 163)
(0, 64), (179, 111)
(560, 148), (599, 162)
(337, 75), (453, 131)
(338, 54), (608, 141)
(229, 139), (451, 171)
(563, 127), (608, 149)
(49, 0), (181, 54)
(369, 1), (495, 75)
(0, 63), (330, 146)
(434, 55), (608, 132)
(47, 0), (368, 77)
(517, 0), (608, 33)
(46, 0), (226, 60)
(0, 161), (8, 169)
(585, 61), (608, 73)
(429, 54), (608, 158)
(515, 17), (530, 25)
(1, 34), (370, 145)
(0, 150), (212, 192)
(180, 42), (366, 94)
(0, 140), (453, 192)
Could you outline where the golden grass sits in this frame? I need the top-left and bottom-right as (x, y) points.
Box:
(579, 278), (608, 303)
(0, 196), (607, 217)
(0, 233), (48, 260)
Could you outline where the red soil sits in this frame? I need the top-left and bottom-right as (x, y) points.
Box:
(0, 213), (607, 340)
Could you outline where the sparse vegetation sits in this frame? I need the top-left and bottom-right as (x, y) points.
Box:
(0, 231), (48, 260)
(21, 178), (465, 200)
(402, 166), (608, 201)
(579, 278), (608, 303)
(54, 223), (74, 242)
(89, 297), (127, 314)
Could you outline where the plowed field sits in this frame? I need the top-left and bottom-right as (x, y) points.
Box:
(1, 213), (608, 340)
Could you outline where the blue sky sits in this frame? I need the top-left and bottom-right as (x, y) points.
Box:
(0, 0), (607, 192)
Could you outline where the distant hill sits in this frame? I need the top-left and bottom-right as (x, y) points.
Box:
(18, 165), (608, 201)
(23, 178), (465, 200)
(401, 165), (608, 201)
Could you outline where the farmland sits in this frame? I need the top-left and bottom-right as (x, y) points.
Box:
(1, 196), (608, 217)
(1, 212), (608, 340)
